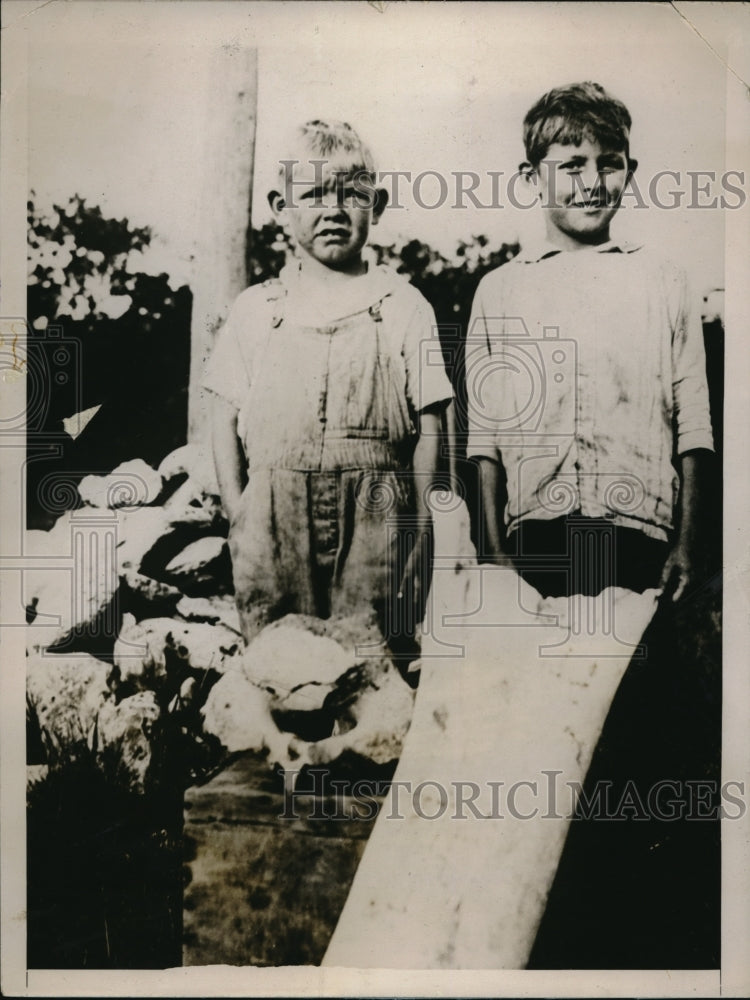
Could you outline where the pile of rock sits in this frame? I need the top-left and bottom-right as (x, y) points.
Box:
(26, 448), (416, 796)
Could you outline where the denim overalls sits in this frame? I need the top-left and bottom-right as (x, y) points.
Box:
(229, 280), (418, 643)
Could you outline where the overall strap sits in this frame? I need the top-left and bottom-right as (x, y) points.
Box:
(262, 277), (287, 329)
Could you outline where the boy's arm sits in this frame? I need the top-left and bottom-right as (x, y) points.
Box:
(397, 404), (444, 607)
(211, 394), (247, 523)
(660, 449), (710, 602)
(477, 456), (511, 565)
(465, 275), (512, 565)
(663, 265), (715, 601)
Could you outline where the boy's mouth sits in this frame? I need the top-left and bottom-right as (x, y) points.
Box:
(317, 227), (350, 241)
(571, 199), (609, 211)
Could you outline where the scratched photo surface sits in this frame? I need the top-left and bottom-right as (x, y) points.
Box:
(4, 1), (748, 996)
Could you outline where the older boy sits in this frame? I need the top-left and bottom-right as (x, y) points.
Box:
(204, 120), (452, 645)
(466, 82), (714, 598)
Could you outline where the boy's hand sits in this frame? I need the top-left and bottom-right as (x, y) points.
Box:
(397, 530), (431, 625)
(659, 539), (693, 602)
(660, 450), (709, 603)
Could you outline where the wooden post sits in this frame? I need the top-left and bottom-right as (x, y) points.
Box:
(188, 44), (257, 444)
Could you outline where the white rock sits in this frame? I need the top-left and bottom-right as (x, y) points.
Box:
(267, 611), (386, 663)
(158, 443), (219, 494)
(201, 671), (303, 769)
(176, 595), (242, 635)
(116, 498), (226, 583)
(278, 681), (337, 713)
(27, 652), (111, 755)
(24, 511), (75, 558)
(305, 661), (415, 768)
(242, 623), (355, 697)
(120, 567), (182, 616)
(95, 691), (162, 795)
(163, 536), (228, 581)
(25, 528), (121, 654)
(116, 505), (173, 577)
(78, 459), (163, 509)
(113, 615), (242, 695)
(163, 479), (226, 531)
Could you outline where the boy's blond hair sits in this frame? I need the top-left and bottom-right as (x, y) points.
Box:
(278, 119), (376, 180)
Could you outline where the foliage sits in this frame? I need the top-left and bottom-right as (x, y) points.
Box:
(27, 194), (182, 330)
(26, 197), (192, 525)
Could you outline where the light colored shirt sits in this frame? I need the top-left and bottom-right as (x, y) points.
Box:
(465, 240), (714, 541)
(203, 263), (453, 465)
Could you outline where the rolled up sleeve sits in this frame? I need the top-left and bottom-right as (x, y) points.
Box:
(202, 293), (254, 411)
(402, 295), (453, 413)
(672, 269), (714, 455)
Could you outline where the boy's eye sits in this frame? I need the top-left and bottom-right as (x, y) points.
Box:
(341, 186), (373, 208)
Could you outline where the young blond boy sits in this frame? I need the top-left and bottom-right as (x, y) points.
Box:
(467, 82), (714, 598)
(204, 120), (452, 645)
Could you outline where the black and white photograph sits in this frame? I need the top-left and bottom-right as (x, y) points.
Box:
(1, 1), (749, 995)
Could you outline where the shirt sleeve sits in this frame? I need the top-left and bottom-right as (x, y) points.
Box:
(401, 291), (453, 413)
(670, 267), (715, 455)
(465, 277), (502, 461)
(202, 291), (256, 411)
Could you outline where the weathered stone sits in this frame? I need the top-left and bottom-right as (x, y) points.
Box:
(158, 443), (219, 495)
(24, 511), (75, 559)
(163, 619), (243, 673)
(278, 681), (338, 714)
(78, 459), (164, 509)
(168, 675), (200, 714)
(304, 660), (415, 770)
(176, 595), (242, 635)
(116, 505), (174, 578)
(242, 622), (355, 699)
(163, 536), (231, 595)
(120, 568), (182, 618)
(112, 614), (242, 698)
(162, 480), (227, 534)
(94, 691), (163, 796)
(264, 611), (387, 663)
(25, 550), (121, 656)
(27, 652), (111, 757)
(201, 671), (301, 769)
(116, 491), (227, 586)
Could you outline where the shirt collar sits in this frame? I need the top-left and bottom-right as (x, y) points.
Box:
(516, 238), (643, 263)
(277, 259), (400, 325)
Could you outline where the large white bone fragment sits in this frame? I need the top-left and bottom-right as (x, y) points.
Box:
(324, 498), (659, 969)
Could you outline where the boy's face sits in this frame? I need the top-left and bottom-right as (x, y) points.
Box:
(535, 137), (631, 249)
(270, 156), (384, 275)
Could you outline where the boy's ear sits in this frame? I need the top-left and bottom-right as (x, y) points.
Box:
(627, 157), (639, 175)
(371, 186), (389, 224)
(268, 190), (286, 219)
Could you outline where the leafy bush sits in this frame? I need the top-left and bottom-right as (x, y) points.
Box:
(27, 196), (192, 527)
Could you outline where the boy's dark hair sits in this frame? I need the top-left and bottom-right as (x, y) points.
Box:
(523, 82), (632, 168)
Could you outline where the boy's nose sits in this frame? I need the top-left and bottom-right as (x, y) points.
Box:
(321, 197), (349, 217)
(579, 166), (600, 192)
